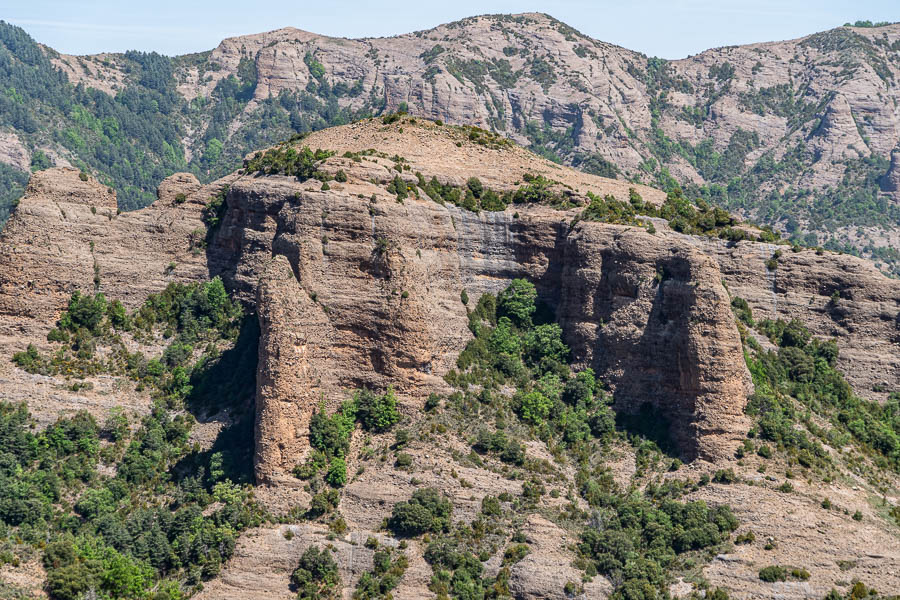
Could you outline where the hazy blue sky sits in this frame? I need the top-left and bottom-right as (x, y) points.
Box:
(4, 0), (897, 59)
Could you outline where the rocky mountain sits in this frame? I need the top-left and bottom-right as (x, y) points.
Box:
(1, 14), (900, 270)
(0, 116), (898, 599)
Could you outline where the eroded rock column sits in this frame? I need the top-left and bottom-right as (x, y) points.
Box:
(254, 255), (337, 484)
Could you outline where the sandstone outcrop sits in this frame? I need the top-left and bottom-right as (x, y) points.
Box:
(3, 123), (900, 474)
(708, 238), (900, 402)
(205, 121), (752, 479)
(559, 226), (752, 460)
(0, 168), (217, 423)
(0, 168), (210, 346)
(203, 119), (900, 480)
(254, 255), (341, 485)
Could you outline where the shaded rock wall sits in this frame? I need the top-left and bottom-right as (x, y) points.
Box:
(208, 173), (751, 481)
(559, 227), (752, 460)
(2, 164), (897, 485)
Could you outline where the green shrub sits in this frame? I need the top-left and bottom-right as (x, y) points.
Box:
(502, 544), (530, 565)
(386, 175), (408, 200)
(309, 489), (340, 517)
(106, 300), (128, 330)
(60, 291), (108, 334)
(394, 429), (410, 448)
(735, 530), (755, 544)
(515, 389), (553, 425)
(353, 546), (407, 599)
(713, 468), (737, 484)
(292, 546), (341, 600)
(424, 393), (441, 412)
(758, 565), (787, 582)
(497, 279), (537, 327)
(472, 429), (526, 466)
(309, 401), (356, 458)
(325, 457), (347, 487)
(243, 146), (334, 180)
(731, 296), (754, 326)
(293, 451), (327, 480)
(355, 387), (400, 432)
(480, 495), (501, 516)
(388, 488), (452, 537)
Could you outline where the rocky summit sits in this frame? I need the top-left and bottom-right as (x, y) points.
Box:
(0, 113), (898, 600)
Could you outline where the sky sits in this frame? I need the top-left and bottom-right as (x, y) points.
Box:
(3, 0), (898, 59)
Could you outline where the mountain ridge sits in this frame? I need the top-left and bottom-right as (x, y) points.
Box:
(1, 13), (900, 270)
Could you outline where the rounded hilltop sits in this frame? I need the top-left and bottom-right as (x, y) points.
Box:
(243, 114), (667, 206)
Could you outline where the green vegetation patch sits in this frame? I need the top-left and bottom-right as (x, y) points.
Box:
(243, 145), (335, 179)
(438, 278), (739, 598)
(295, 387), (400, 488)
(735, 300), (900, 474)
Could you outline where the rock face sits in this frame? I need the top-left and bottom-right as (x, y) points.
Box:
(0, 168), (210, 343)
(204, 121), (752, 480)
(203, 119), (900, 481)
(2, 124), (900, 474)
(254, 256), (341, 485)
(1, 121), (900, 599)
(559, 226), (752, 460)
(708, 239), (900, 403)
(163, 14), (900, 237)
(883, 147), (900, 193)
(0, 167), (218, 423)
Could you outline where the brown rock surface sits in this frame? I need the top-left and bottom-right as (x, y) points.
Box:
(559, 226), (752, 460)
(207, 120), (900, 480)
(688, 462), (900, 599)
(205, 120), (751, 479)
(254, 255), (340, 485)
(705, 238), (900, 402)
(0, 168), (210, 343)
(1, 121), (900, 599)
(0, 168), (215, 422)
